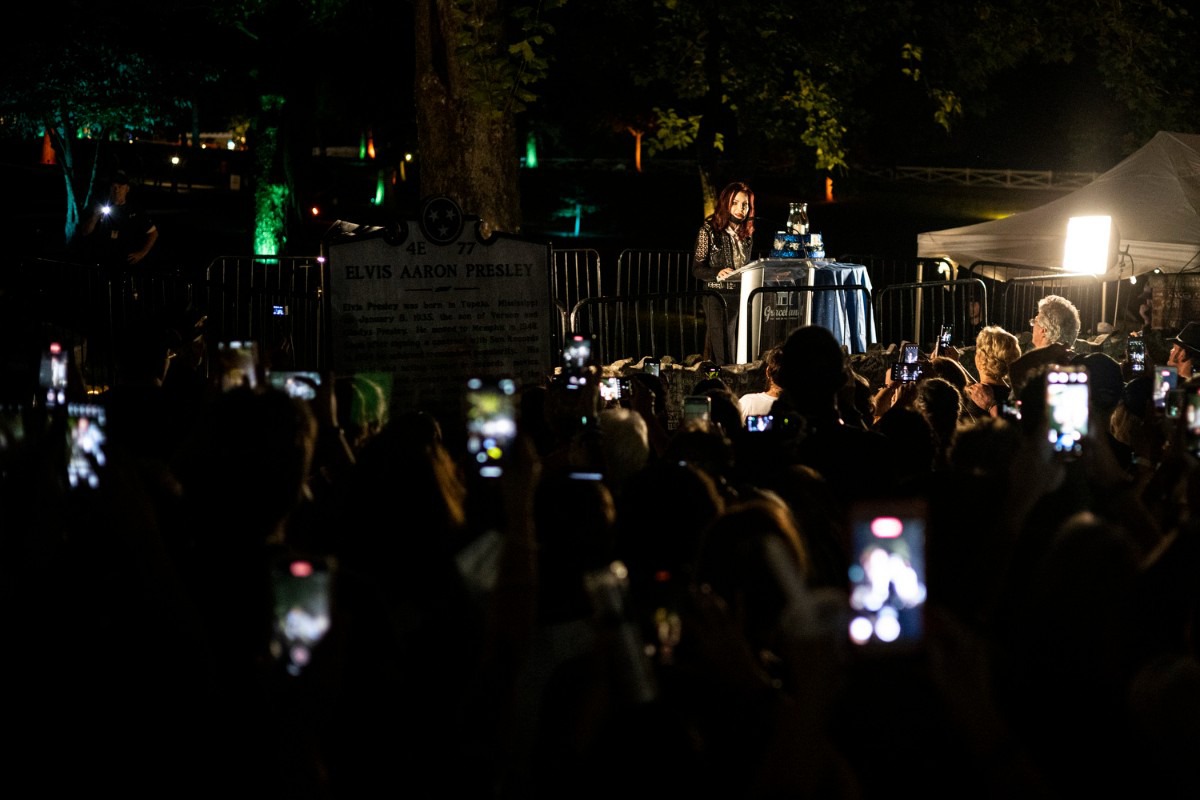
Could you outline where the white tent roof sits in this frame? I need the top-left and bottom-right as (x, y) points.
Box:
(916, 131), (1200, 278)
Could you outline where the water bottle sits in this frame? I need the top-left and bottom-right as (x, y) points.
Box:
(786, 202), (809, 235)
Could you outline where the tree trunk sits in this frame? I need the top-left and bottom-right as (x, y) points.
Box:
(250, 93), (291, 256)
(52, 126), (82, 247)
(413, 0), (521, 238)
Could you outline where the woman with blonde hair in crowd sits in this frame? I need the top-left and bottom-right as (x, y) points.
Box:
(965, 325), (1022, 418)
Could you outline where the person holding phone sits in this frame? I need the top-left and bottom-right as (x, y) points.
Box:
(80, 169), (159, 299)
(691, 181), (755, 365)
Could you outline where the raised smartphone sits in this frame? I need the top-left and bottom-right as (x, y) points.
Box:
(268, 370), (321, 400)
(215, 340), (261, 391)
(1185, 388), (1200, 457)
(1046, 366), (1089, 460)
(746, 414), (774, 432)
(1153, 365), (1178, 412)
(65, 402), (108, 490)
(38, 341), (70, 408)
(891, 342), (923, 382)
(683, 394), (712, 423)
(599, 376), (627, 403)
(464, 377), (518, 479)
(1127, 336), (1146, 374)
(268, 554), (335, 677)
(847, 497), (928, 652)
(938, 324), (953, 352)
(563, 333), (594, 389)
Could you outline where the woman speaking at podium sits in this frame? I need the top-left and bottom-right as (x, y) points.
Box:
(692, 181), (755, 365)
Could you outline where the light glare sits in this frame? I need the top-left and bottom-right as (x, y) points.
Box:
(1064, 215), (1112, 274)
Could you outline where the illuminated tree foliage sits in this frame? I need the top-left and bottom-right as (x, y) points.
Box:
(2, 0), (1196, 253)
(0, 20), (190, 246)
(535, 0), (1200, 195)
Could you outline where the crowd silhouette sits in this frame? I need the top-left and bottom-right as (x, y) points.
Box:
(4, 287), (1200, 798)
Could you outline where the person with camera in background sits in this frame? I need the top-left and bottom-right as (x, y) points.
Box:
(81, 169), (159, 300)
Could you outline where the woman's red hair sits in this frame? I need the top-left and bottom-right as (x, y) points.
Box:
(711, 181), (755, 241)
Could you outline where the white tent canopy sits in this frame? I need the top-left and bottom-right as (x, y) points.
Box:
(917, 131), (1200, 279)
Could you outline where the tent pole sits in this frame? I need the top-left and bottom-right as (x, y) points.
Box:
(914, 261), (924, 345)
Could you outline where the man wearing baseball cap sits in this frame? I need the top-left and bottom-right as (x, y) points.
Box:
(81, 169), (159, 299)
(1167, 321), (1200, 379)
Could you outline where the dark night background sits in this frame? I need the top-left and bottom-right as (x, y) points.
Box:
(1, 0), (1163, 277)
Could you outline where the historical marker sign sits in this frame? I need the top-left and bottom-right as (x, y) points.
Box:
(325, 197), (554, 426)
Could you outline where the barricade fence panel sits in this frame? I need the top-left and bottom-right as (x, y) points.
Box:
(615, 249), (697, 296)
(612, 249), (706, 362)
(570, 291), (725, 365)
(966, 262), (1106, 341)
(875, 279), (989, 351)
(14, 250), (1120, 397)
(552, 248), (603, 349)
(19, 258), (195, 392)
(199, 256), (326, 375)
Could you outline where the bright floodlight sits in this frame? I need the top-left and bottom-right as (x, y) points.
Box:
(1064, 215), (1112, 274)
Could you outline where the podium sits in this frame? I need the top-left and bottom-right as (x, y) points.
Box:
(720, 258), (876, 362)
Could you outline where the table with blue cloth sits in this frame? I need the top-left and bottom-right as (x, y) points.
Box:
(730, 258), (876, 362)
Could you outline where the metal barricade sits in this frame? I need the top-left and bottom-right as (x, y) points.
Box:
(570, 290), (728, 365)
(198, 255), (327, 373)
(552, 248), (603, 347)
(609, 249), (706, 362)
(18, 257), (197, 392)
(875, 278), (989, 350)
(965, 262), (1105, 338)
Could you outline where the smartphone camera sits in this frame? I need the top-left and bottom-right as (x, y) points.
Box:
(891, 343), (922, 383)
(465, 377), (518, 479)
(269, 555), (334, 677)
(65, 402), (108, 490)
(563, 334), (594, 389)
(38, 341), (69, 408)
(1153, 366), (1178, 411)
(643, 357), (661, 377)
(848, 499), (928, 650)
(938, 324), (953, 351)
(746, 414), (774, 432)
(891, 362), (923, 383)
(1127, 337), (1146, 374)
(268, 370), (320, 401)
(272, 304), (289, 317)
(683, 394), (712, 424)
(1046, 367), (1089, 460)
(1167, 388), (1186, 420)
(1185, 389), (1200, 457)
(599, 376), (623, 403)
(216, 340), (261, 392)
(998, 399), (1022, 422)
